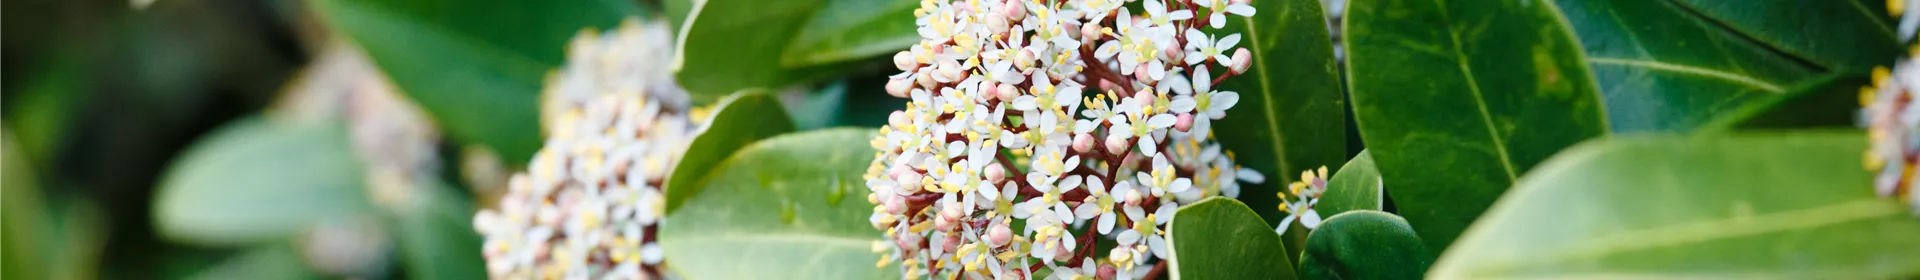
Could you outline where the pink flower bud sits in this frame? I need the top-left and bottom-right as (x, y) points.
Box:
(1073, 133), (1094, 153)
(998, 83), (1022, 101)
(1134, 64), (1153, 81)
(1053, 242), (1074, 261)
(1004, 0), (1026, 21)
(885, 78), (913, 97)
(937, 60), (964, 82)
(1082, 22), (1102, 41)
(1015, 49), (1038, 70)
(886, 195), (907, 214)
(888, 111), (910, 128)
(1133, 88), (1154, 102)
(986, 163), (1007, 183)
(893, 50), (917, 71)
(1231, 48), (1254, 74)
(1063, 21), (1082, 41)
(894, 169), (922, 188)
(1124, 188), (1144, 206)
(1098, 264), (1117, 280)
(988, 15), (1011, 37)
(916, 69), (937, 89)
(944, 233), (963, 253)
(981, 81), (1001, 101)
(1099, 80), (1117, 91)
(1106, 133), (1130, 154)
(1164, 44), (1184, 64)
(988, 222), (1013, 247)
(897, 232), (924, 254)
(1175, 113), (1194, 132)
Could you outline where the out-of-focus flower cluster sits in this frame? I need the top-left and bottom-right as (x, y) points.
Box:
(1866, 0), (1920, 216)
(863, 0), (1266, 278)
(472, 18), (702, 279)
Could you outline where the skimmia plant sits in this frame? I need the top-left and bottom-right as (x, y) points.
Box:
(471, 19), (702, 279)
(1863, 0), (1920, 215)
(862, 0), (1266, 278)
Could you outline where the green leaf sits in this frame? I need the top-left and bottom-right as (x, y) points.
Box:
(1167, 198), (1298, 280)
(1345, 0), (1608, 252)
(390, 181), (486, 280)
(310, 0), (639, 161)
(154, 117), (375, 246)
(780, 0), (919, 67)
(665, 91), (798, 213)
(2, 127), (47, 280)
(186, 246), (322, 280)
(1671, 0), (1901, 70)
(1318, 150), (1381, 216)
(1299, 210), (1432, 280)
(674, 0), (858, 97)
(1698, 71), (1868, 132)
(666, 0), (700, 31)
(1554, 0), (1817, 133)
(1433, 132), (1920, 278)
(660, 129), (894, 279)
(1212, 0), (1348, 226)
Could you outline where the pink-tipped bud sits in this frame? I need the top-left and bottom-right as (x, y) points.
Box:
(916, 69), (937, 89)
(1231, 48), (1254, 74)
(986, 163), (1007, 183)
(988, 13), (1011, 34)
(1106, 133), (1130, 154)
(1098, 264), (1118, 280)
(1124, 187), (1144, 206)
(1004, 0), (1026, 21)
(1015, 49), (1038, 70)
(981, 81), (1001, 101)
(1063, 21), (1082, 40)
(888, 111), (911, 128)
(893, 169), (922, 188)
(944, 233), (964, 253)
(1073, 133), (1095, 153)
(1082, 22), (1102, 42)
(885, 195), (907, 214)
(998, 83), (1022, 101)
(1164, 44), (1184, 64)
(987, 222), (1013, 247)
(1134, 88), (1154, 102)
(1099, 80), (1117, 91)
(886, 78), (914, 97)
(937, 60), (964, 82)
(1134, 64), (1153, 81)
(1053, 242), (1074, 261)
(1175, 113), (1194, 132)
(894, 50), (918, 71)
(897, 232), (924, 254)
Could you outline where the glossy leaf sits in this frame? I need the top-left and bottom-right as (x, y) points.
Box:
(310, 0), (637, 161)
(1317, 150), (1381, 216)
(186, 246), (322, 280)
(659, 129), (894, 279)
(1346, 0), (1608, 252)
(1555, 0), (1816, 133)
(1671, 0), (1901, 70)
(1434, 132), (1920, 279)
(1212, 0), (1348, 225)
(154, 117), (375, 246)
(665, 91), (797, 213)
(673, 0), (860, 97)
(390, 181), (486, 280)
(781, 0), (919, 67)
(1298, 210), (1431, 280)
(1167, 198), (1297, 280)
(1698, 72), (1868, 132)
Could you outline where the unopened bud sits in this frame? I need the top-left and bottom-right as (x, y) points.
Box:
(1015, 49), (1038, 70)
(886, 195), (907, 214)
(988, 14), (1011, 35)
(944, 233), (963, 253)
(1106, 133), (1130, 154)
(1004, 0), (1026, 21)
(889, 111), (911, 128)
(1164, 44), (1184, 64)
(998, 83), (1022, 101)
(1082, 22), (1102, 42)
(1175, 113), (1194, 132)
(981, 81), (1001, 101)
(1073, 133), (1095, 153)
(886, 77), (914, 97)
(1231, 48), (1254, 74)
(894, 50), (918, 71)
(897, 232), (924, 254)
(986, 163), (1007, 183)
(988, 222), (1013, 247)
(916, 69), (937, 89)
(1134, 64), (1153, 81)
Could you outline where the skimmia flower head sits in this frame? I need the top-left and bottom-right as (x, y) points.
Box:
(1275, 166), (1326, 232)
(472, 18), (704, 279)
(865, 0), (1263, 278)
(1867, 1), (1920, 216)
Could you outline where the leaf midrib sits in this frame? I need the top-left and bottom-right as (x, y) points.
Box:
(1586, 57), (1785, 93)
(1434, 0), (1520, 181)
(1240, 5), (1292, 182)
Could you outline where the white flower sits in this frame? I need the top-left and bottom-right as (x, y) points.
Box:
(1183, 29), (1240, 67)
(1196, 0), (1257, 29)
(1190, 67), (1242, 119)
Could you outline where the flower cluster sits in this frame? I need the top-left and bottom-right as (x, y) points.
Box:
(1865, 0), (1920, 216)
(863, 0), (1265, 278)
(472, 18), (701, 279)
(1274, 166), (1327, 232)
